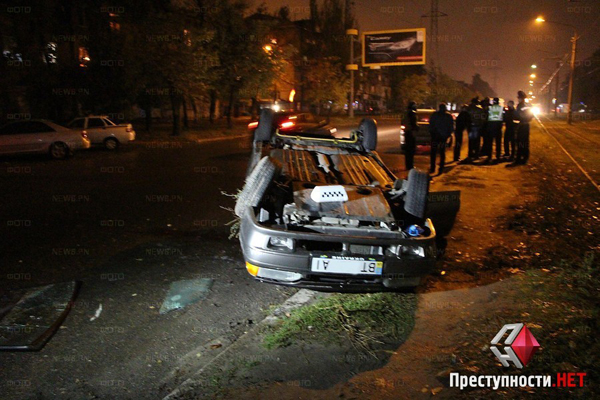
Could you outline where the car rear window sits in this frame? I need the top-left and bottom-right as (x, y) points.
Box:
(102, 118), (116, 126)
(69, 119), (85, 129)
(87, 118), (105, 128)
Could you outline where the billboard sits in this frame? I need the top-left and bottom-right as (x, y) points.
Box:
(362, 28), (426, 67)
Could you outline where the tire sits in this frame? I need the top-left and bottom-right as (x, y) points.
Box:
(254, 108), (275, 142)
(358, 118), (377, 151)
(235, 156), (279, 218)
(404, 169), (429, 220)
(49, 142), (69, 160)
(104, 137), (119, 150)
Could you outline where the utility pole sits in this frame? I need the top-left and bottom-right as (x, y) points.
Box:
(554, 61), (560, 117)
(487, 58), (502, 96)
(567, 30), (578, 125)
(422, 0), (447, 102)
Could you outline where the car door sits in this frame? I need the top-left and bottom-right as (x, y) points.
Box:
(0, 121), (52, 154)
(0, 122), (22, 154)
(32, 121), (60, 151)
(85, 118), (107, 144)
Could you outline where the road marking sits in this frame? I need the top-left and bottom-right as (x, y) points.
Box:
(536, 117), (600, 193)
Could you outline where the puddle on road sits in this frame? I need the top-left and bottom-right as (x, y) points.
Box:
(159, 278), (214, 314)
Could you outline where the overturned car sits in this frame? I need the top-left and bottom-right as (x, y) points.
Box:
(235, 110), (436, 291)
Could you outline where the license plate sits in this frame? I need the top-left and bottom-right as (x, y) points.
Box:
(310, 256), (383, 275)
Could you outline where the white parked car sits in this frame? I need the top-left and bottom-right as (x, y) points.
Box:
(67, 116), (135, 150)
(0, 120), (91, 159)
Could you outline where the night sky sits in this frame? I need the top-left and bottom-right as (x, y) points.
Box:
(260, 0), (599, 101)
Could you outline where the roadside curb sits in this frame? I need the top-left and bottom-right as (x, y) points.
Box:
(162, 288), (327, 400)
(135, 132), (251, 145)
(192, 132), (251, 144)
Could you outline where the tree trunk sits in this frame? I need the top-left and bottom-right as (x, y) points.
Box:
(250, 97), (258, 119)
(227, 84), (235, 129)
(191, 97), (198, 124)
(170, 90), (181, 136)
(145, 106), (152, 132)
(182, 96), (189, 131)
(209, 90), (216, 124)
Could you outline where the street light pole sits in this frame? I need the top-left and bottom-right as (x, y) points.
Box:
(566, 30), (578, 125)
(555, 61), (560, 117)
(346, 29), (358, 118)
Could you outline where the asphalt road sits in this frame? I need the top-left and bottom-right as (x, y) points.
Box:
(0, 120), (427, 399)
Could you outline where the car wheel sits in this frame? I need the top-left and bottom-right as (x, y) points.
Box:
(235, 156), (280, 218)
(358, 118), (377, 151)
(254, 108), (275, 142)
(404, 169), (429, 220)
(49, 142), (69, 159)
(104, 137), (119, 150)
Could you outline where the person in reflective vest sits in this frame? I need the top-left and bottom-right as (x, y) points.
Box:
(484, 97), (504, 163)
(508, 91), (533, 167)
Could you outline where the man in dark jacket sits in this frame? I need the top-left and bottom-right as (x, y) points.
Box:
(404, 101), (418, 170)
(454, 104), (471, 162)
(429, 103), (454, 175)
(503, 100), (516, 160)
(464, 97), (486, 163)
(480, 97), (491, 159)
(508, 91), (533, 166)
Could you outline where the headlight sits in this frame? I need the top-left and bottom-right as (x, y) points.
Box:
(268, 236), (295, 251)
(386, 245), (400, 257)
(401, 245), (425, 257)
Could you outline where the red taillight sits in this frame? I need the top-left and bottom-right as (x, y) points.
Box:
(247, 121), (259, 129)
(280, 120), (295, 129)
(81, 130), (88, 138)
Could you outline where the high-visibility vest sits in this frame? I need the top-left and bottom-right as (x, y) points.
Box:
(488, 104), (503, 122)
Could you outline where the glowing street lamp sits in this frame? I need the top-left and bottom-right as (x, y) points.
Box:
(535, 16), (579, 124)
(531, 64), (537, 69)
(530, 73), (536, 78)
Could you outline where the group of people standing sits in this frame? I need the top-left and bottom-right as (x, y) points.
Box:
(404, 90), (534, 175)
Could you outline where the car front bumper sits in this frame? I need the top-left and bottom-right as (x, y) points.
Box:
(239, 208), (437, 292)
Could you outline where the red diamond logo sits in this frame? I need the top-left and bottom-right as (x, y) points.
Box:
(510, 325), (540, 366)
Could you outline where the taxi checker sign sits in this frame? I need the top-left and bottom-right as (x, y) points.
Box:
(490, 323), (540, 368)
(362, 28), (426, 67)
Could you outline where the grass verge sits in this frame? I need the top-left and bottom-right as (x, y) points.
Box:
(263, 292), (417, 354)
